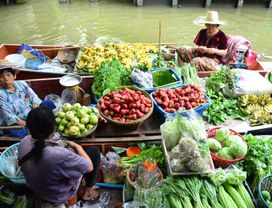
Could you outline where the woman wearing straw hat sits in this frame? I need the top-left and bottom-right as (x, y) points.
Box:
(166, 11), (228, 71)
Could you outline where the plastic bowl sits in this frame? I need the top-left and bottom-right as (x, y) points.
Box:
(5, 54), (26, 66)
(25, 57), (45, 70)
(207, 127), (247, 168)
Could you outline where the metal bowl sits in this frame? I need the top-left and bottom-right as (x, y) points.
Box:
(59, 74), (82, 87)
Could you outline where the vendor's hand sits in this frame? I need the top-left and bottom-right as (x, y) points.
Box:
(205, 48), (216, 55)
(66, 141), (81, 150)
(194, 46), (207, 53)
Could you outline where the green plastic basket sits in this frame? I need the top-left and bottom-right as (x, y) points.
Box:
(258, 174), (272, 208)
(0, 143), (26, 184)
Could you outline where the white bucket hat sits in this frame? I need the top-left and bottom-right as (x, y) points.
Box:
(193, 11), (226, 26)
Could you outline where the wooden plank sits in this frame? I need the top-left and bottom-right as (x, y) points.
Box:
(79, 135), (161, 143)
(205, 0), (212, 7)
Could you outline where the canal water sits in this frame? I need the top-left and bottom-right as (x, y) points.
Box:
(0, 0), (271, 54)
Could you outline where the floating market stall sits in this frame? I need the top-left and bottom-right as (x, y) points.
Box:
(1, 49), (272, 207)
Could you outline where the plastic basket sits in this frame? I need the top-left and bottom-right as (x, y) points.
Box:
(133, 68), (183, 93)
(258, 174), (272, 208)
(150, 85), (210, 122)
(0, 143), (26, 184)
(207, 127), (247, 168)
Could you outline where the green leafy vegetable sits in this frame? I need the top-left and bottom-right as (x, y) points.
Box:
(92, 57), (131, 98)
(151, 69), (177, 87)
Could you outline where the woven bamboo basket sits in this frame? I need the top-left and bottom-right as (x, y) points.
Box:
(98, 86), (154, 129)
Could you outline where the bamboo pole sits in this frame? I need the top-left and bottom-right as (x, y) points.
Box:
(158, 21), (162, 67)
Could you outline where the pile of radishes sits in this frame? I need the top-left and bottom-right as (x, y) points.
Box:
(99, 88), (153, 122)
(152, 85), (207, 113)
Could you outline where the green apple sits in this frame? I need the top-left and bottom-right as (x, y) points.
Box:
(80, 115), (90, 125)
(81, 106), (89, 113)
(60, 118), (68, 127)
(78, 123), (86, 132)
(69, 126), (80, 136)
(58, 125), (65, 132)
(55, 117), (61, 124)
(86, 124), (94, 130)
(71, 117), (80, 125)
(65, 111), (75, 121)
(77, 109), (86, 118)
(73, 103), (82, 111)
(64, 129), (69, 135)
(57, 111), (65, 119)
(62, 103), (72, 112)
(89, 114), (98, 124)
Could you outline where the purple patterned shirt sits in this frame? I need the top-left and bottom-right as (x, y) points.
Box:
(18, 136), (89, 203)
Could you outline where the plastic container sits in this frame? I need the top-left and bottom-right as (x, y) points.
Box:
(133, 68), (183, 93)
(150, 86), (210, 122)
(207, 127), (247, 168)
(25, 57), (46, 70)
(5, 54), (26, 66)
(258, 174), (272, 208)
(161, 135), (215, 176)
(0, 143), (26, 184)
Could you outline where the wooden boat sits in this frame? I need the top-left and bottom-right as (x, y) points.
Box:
(1, 43), (270, 80)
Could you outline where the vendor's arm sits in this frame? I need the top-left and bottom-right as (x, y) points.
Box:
(206, 48), (227, 57)
(66, 141), (93, 172)
(0, 95), (22, 126)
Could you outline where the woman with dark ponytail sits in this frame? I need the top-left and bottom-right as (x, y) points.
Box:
(18, 107), (101, 207)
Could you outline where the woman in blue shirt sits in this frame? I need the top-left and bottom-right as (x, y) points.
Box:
(0, 64), (55, 138)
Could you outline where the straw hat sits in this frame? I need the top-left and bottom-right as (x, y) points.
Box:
(0, 61), (20, 74)
(193, 11), (226, 26)
(57, 47), (78, 64)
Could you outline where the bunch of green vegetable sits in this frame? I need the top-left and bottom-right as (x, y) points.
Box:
(175, 64), (202, 86)
(203, 89), (245, 125)
(120, 145), (164, 170)
(238, 134), (272, 192)
(209, 167), (247, 187)
(92, 57), (131, 98)
(134, 187), (162, 208)
(162, 176), (255, 208)
(205, 66), (237, 92)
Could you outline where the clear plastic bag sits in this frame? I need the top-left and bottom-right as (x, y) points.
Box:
(100, 152), (124, 184)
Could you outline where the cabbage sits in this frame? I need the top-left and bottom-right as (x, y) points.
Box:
(215, 127), (230, 142)
(170, 159), (187, 172)
(217, 147), (234, 160)
(179, 137), (200, 158)
(188, 157), (208, 172)
(208, 139), (222, 152)
(161, 119), (180, 151)
(169, 144), (180, 160)
(229, 139), (247, 158)
(223, 135), (240, 147)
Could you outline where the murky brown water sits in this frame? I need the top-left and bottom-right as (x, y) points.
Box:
(0, 0), (271, 54)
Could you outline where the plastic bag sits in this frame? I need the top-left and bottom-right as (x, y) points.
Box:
(130, 68), (153, 88)
(17, 43), (47, 62)
(100, 152), (124, 184)
(225, 69), (272, 96)
(132, 160), (162, 189)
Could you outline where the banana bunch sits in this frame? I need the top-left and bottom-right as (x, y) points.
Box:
(76, 43), (158, 73)
(238, 94), (272, 126)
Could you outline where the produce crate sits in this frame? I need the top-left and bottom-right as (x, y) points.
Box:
(161, 134), (215, 177)
(132, 68), (183, 93)
(151, 86), (210, 122)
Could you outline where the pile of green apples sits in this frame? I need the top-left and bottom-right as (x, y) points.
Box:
(55, 103), (99, 137)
